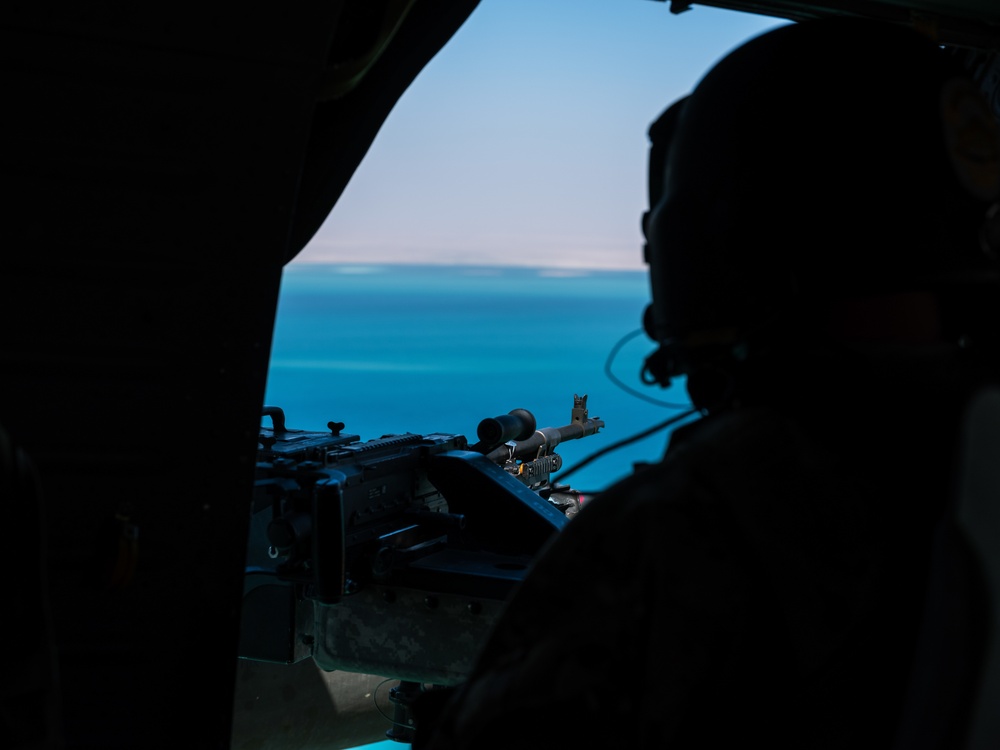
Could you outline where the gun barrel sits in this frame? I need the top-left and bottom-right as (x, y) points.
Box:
(485, 417), (604, 463)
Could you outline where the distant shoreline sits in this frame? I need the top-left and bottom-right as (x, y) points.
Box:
(283, 260), (648, 276)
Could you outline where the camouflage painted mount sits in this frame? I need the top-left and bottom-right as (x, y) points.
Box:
(239, 397), (604, 684)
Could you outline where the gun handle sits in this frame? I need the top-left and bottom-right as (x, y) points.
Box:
(262, 405), (287, 433)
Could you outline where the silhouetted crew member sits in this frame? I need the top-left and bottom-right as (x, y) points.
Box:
(414, 19), (1000, 749)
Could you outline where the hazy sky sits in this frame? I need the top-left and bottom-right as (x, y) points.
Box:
(294, 1), (787, 271)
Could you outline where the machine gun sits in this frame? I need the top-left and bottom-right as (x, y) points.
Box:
(238, 396), (604, 688)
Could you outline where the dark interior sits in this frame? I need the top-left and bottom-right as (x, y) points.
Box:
(3, 1), (1000, 747)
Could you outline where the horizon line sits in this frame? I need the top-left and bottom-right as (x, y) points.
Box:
(285, 257), (648, 273)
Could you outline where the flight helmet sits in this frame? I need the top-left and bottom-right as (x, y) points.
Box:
(641, 19), (1000, 409)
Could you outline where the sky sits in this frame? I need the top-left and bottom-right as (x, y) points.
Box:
(293, 0), (787, 271)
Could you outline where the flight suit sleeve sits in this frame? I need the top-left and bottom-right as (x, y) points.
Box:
(415, 450), (758, 749)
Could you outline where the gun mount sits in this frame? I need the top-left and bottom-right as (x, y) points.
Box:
(238, 397), (603, 686)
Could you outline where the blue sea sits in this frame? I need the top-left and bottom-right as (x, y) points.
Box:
(264, 263), (696, 494)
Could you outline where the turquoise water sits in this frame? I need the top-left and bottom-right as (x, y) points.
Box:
(265, 263), (695, 494)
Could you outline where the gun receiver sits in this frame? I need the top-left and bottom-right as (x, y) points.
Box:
(239, 397), (603, 685)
